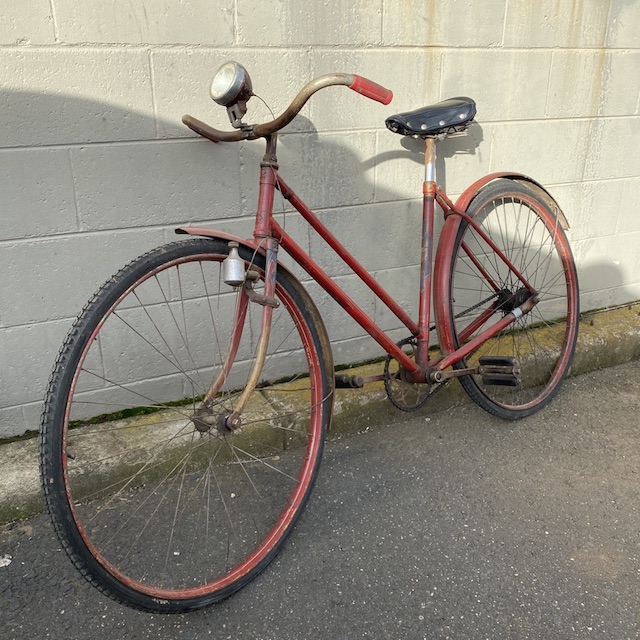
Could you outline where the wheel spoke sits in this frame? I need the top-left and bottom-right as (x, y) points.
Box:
(447, 180), (578, 416)
(40, 238), (329, 611)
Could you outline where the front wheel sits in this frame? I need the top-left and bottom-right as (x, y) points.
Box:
(40, 238), (333, 612)
(442, 179), (579, 419)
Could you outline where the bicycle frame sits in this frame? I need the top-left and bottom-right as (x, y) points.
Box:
(180, 134), (540, 404)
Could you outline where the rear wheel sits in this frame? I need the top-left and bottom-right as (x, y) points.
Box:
(40, 238), (333, 612)
(445, 179), (579, 419)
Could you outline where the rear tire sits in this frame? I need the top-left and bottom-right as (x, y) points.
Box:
(444, 179), (579, 419)
(40, 238), (333, 612)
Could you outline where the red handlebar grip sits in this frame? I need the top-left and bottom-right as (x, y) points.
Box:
(349, 75), (393, 105)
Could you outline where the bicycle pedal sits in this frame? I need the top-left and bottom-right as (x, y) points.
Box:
(478, 356), (518, 368)
(335, 374), (364, 389)
(478, 356), (520, 386)
(480, 373), (520, 387)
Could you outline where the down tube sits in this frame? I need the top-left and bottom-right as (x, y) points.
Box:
(272, 221), (420, 376)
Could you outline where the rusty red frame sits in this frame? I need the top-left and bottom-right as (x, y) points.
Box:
(247, 138), (536, 383)
(181, 151), (540, 387)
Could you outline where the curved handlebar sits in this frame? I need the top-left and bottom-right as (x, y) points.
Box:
(182, 72), (393, 144)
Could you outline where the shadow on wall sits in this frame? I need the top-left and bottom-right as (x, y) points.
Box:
(0, 88), (627, 437)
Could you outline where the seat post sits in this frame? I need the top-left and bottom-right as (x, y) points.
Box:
(416, 137), (438, 369)
(424, 136), (437, 185)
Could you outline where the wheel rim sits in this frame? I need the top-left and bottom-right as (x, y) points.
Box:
(449, 187), (579, 411)
(59, 245), (325, 601)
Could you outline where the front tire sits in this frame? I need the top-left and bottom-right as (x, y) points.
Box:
(40, 238), (333, 612)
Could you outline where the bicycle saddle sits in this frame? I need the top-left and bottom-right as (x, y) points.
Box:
(385, 97), (476, 137)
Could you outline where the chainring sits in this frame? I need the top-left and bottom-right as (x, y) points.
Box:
(383, 337), (443, 412)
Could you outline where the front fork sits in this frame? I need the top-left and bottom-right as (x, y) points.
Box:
(200, 238), (280, 431)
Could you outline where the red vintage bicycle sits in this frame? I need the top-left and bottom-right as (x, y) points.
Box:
(40, 62), (579, 612)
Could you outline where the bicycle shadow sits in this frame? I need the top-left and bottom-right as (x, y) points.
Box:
(0, 83), (632, 636)
(0, 87), (631, 439)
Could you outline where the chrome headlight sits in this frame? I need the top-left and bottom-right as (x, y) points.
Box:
(210, 61), (253, 107)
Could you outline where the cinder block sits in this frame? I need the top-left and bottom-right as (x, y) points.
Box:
(152, 48), (314, 138)
(546, 51), (606, 119)
(20, 402), (43, 435)
(490, 120), (592, 186)
(330, 334), (384, 368)
(239, 131), (376, 212)
(0, 148), (77, 239)
(382, 0), (506, 47)
(437, 122), (493, 197)
(601, 51), (640, 116)
(1, 49), (155, 147)
(580, 286), (640, 312)
(305, 274), (376, 342)
(308, 49), (442, 133)
(441, 50), (552, 122)
(607, 0), (640, 48)
(371, 265), (420, 332)
(547, 51), (640, 118)
(373, 128), (425, 200)
(0, 229), (167, 328)
(308, 202), (422, 277)
(237, 0), (383, 46)
(573, 234), (640, 299)
(504, 1), (610, 48)
(603, 52), (640, 116)
(584, 117), (640, 180)
(0, 405), (29, 439)
(618, 179), (640, 234)
(0, 0), (55, 44)
(550, 180), (623, 242)
(71, 139), (242, 231)
(0, 321), (70, 410)
(53, 0), (234, 45)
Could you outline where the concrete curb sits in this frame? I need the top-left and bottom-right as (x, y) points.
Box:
(2, 304), (639, 525)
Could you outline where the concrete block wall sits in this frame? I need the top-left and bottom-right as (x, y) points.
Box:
(1, 0), (639, 437)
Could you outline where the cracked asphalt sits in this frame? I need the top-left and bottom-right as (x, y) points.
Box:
(2, 359), (639, 639)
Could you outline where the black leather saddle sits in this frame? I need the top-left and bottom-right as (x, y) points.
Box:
(385, 97), (476, 138)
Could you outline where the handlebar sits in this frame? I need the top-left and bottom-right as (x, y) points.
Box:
(182, 73), (393, 144)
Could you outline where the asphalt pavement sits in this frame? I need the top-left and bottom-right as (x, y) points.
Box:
(2, 359), (639, 639)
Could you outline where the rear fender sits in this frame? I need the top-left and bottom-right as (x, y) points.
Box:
(433, 173), (569, 355)
(452, 172), (570, 230)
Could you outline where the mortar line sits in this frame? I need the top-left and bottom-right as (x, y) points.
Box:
(3, 113), (639, 154)
(48, 0), (60, 43)
(148, 50), (161, 139)
(1, 43), (639, 53)
(501, 0), (510, 46)
(67, 147), (82, 231)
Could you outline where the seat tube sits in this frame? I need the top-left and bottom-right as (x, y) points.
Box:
(417, 137), (437, 366)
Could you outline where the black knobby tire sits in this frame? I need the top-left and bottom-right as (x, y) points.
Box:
(446, 179), (579, 419)
(40, 238), (333, 612)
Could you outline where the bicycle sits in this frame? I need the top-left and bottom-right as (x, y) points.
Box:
(39, 61), (579, 613)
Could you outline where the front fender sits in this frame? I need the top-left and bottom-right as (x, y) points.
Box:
(175, 226), (261, 250)
(176, 225), (302, 287)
